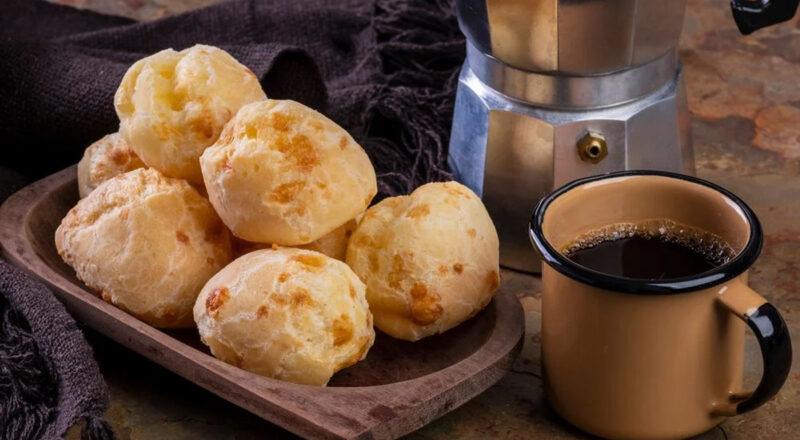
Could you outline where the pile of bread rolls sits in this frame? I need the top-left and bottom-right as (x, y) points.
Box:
(55, 45), (500, 386)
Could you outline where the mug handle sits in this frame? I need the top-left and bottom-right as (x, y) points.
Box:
(714, 280), (792, 416)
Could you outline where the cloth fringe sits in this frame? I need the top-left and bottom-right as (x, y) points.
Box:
(0, 296), (58, 440)
(81, 417), (117, 440)
(367, 0), (465, 198)
(0, 261), (115, 440)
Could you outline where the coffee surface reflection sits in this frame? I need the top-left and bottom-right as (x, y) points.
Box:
(563, 219), (735, 279)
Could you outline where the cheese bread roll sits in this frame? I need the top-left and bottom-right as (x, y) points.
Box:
(346, 181), (500, 341)
(115, 44), (266, 184)
(200, 99), (376, 245)
(56, 168), (232, 327)
(194, 248), (374, 385)
(77, 133), (145, 198)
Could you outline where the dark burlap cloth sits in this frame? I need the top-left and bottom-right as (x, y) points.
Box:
(0, 0), (464, 438)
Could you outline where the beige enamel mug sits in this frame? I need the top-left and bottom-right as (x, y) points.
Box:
(529, 171), (792, 440)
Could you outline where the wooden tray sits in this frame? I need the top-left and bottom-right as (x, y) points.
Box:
(0, 166), (524, 440)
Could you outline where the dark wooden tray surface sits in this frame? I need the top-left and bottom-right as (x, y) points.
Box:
(0, 166), (524, 440)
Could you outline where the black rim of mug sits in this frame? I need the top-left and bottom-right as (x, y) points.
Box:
(529, 170), (763, 295)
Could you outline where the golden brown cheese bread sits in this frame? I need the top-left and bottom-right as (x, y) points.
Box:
(114, 44), (266, 184)
(200, 99), (377, 245)
(55, 168), (232, 328)
(232, 219), (358, 261)
(298, 218), (357, 261)
(77, 133), (145, 198)
(346, 181), (500, 341)
(194, 248), (375, 385)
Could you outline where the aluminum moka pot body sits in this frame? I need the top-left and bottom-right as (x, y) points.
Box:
(449, 0), (695, 272)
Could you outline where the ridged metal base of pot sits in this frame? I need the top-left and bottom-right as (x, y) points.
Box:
(449, 55), (694, 273)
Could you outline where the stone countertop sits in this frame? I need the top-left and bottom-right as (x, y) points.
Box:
(60, 0), (800, 438)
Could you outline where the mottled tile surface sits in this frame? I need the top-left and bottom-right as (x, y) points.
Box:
(46, 0), (226, 21)
(61, 0), (800, 438)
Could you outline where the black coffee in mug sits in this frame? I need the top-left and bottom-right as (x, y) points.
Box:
(563, 219), (736, 279)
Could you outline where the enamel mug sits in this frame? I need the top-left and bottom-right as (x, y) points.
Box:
(529, 171), (792, 440)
